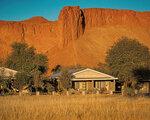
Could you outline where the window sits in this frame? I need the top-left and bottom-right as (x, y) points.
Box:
(79, 82), (87, 90)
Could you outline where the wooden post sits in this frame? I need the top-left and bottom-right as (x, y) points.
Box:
(135, 89), (138, 95)
(110, 91), (113, 95)
(19, 91), (22, 96)
(122, 85), (125, 96)
(36, 91), (40, 95)
(66, 91), (69, 96)
(52, 91), (55, 95)
(113, 80), (115, 92)
(92, 80), (95, 91)
(82, 91), (86, 95)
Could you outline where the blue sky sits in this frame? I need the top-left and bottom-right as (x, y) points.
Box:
(0, 0), (150, 21)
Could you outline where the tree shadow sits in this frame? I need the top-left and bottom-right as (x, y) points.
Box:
(133, 67), (150, 81)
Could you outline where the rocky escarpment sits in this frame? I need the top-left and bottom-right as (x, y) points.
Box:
(0, 6), (150, 70)
(57, 6), (150, 44)
(83, 8), (150, 28)
(58, 6), (85, 46)
(0, 17), (59, 58)
(59, 7), (150, 39)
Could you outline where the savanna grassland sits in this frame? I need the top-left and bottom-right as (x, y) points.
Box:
(0, 95), (150, 120)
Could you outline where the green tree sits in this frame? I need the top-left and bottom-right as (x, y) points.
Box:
(96, 62), (110, 74)
(32, 54), (48, 88)
(5, 42), (48, 90)
(59, 69), (73, 90)
(14, 72), (32, 90)
(105, 37), (150, 95)
(6, 42), (35, 72)
(0, 59), (4, 67)
(51, 65), (62, 74)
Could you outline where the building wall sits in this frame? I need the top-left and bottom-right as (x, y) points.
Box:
(74, 81), (93, 90)
(73, 80), (150, 93)
(74, 80), (115, 92)
(140, 82), (150, 93)
(95, 81), (115, 91)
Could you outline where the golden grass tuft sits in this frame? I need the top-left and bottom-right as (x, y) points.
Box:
(0, 94), (150, 120)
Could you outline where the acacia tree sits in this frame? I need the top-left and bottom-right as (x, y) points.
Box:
(33, 53), (48, 88)
(105, 37), (150, 95)
(59, 69), (73, 90)
(5, 42), (48, 90)
(0, 59), (4, 67)
(51, 65), (62, 74)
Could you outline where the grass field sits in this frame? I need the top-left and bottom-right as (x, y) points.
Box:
(0, 94), (150, 120)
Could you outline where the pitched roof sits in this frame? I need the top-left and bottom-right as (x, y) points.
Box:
(50, 68), (117, 81)
(72, 68), (117, 81)
(0, 67), (18, 78)
(50, 68), (85, 78)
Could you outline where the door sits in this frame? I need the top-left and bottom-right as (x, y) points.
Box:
(115, 81), (122, 92)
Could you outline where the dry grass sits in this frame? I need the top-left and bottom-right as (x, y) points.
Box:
(0, 94), (150, 120)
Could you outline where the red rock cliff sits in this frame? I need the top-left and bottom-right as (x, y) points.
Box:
(0, 17), (59, 58)
(58, 6), (85, 46)
(58, 6), (150, 43)
(82, 8), (150, 28)
(0, 6), (150, 71)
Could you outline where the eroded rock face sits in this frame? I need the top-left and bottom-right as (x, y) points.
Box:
(0, 6), (150, 71)
(82, 8), (150, 28)
(0, 17), (59, 58)
(58, 6), (85, 46)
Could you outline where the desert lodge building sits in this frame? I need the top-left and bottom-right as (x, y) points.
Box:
(52, 68), (119, 92)
(71, 68), (118, 92)
(51, 68), (150, 94)
(0, 67), (17, 79)
(0, 67), (149, 94)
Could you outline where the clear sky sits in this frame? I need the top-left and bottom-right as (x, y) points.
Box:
(0, 0), (150, 21)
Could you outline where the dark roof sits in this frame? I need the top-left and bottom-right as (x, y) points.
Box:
(139, 80), (150, 82)
(50, 68), (85, 78)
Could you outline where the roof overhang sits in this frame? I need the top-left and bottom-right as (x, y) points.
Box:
(71, 77), (118, 81)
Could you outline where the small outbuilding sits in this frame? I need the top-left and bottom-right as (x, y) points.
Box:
(0, 67), (17, 79)
(139, 80), (150, 94)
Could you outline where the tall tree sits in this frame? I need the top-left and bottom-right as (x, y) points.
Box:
(0, 59), (4, 67)
(105, 37), (150, 95)
(33, 54), (48, 88)
(59, 69), (73, 90)
(51, 65), (62, 74)
(6, 42), (35, 72)
(5, 42), (48, 89)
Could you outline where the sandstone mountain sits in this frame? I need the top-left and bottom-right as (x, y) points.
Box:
(0, 6), (150, 70)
